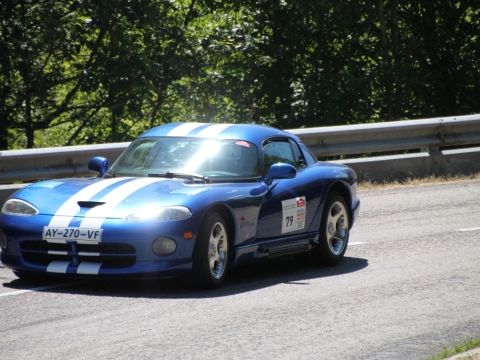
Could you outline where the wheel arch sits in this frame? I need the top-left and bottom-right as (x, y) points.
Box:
(324, 181), (353, 226)
(327, 181), (352, 209)
(201, 203), (236, 258)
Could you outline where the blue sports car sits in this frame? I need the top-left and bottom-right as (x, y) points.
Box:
(0, 123), (360, 288)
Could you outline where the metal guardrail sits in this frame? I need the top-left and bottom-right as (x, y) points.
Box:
(294, 114), (480, 156)
(1, 114), (480, 200)
(0, 142), (128, 184)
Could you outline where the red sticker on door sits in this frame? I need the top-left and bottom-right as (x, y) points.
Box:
(296, 198), (305, 207)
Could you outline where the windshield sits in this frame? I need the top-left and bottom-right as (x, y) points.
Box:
(109, 137), (260, 180)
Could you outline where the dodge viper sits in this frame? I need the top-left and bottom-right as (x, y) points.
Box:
(0, 122), (360, 288)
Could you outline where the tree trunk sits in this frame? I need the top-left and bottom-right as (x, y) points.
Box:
(0, 0), (14, 149)
(0, 80), (10, 149)
(110, 112), (118, 142)
(25, 90), (34, 148)
(0, 56), (10, 149)
(149, 91), (164, 128)
(0, 105), (8, 150)
(390, 0), (400, 118)
(377, 0), (394, 120)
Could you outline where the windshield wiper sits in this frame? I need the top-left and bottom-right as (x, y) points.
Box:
(148, 171), (210, 183)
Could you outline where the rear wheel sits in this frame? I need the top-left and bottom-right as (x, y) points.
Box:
(192, 212), (229, 289)
(315, 192), (350, 265)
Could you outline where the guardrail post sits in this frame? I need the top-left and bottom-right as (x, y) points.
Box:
(429, 146), (445, 176)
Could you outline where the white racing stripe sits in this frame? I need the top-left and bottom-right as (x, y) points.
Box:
(79, 177), (165, 229)
(46, 260), (70, 273)
(196, 124), (233, 137)
(77, 262), (102, 275)
(75, 239), (104, 245)
(47, 250), (68, 256)
(48, 177), (127, 228)
(167, 123), (204, 136)
(78, 252), (100, 257)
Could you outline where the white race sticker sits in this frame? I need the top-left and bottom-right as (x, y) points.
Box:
(281, 196), (306, 233)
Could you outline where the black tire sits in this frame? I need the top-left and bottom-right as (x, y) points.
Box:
(192, 212), (230, 289)
(314, 192), (350, 266)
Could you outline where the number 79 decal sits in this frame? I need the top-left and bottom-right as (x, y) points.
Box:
(281, 196), (306, 234)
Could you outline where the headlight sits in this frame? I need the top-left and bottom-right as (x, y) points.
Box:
(126, 206), (192, 222)
(1, 199), (39, 216)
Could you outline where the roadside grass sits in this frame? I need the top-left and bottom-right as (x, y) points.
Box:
(429, 338), (480, 360)
(358, 172), (480, 190)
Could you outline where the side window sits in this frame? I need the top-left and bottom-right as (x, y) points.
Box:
(299, 143), (317, 166)
(263, 140), (295, 173)
(289, 139), (306, 168)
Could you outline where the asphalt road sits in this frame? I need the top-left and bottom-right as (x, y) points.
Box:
(1, 180), (479, 359)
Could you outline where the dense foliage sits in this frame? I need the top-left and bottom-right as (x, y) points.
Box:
(1, 0), (479, 149)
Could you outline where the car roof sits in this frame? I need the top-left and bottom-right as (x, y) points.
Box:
(140, 122), (300, 146)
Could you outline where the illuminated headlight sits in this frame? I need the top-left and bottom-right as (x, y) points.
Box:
(126, 206), (192, 222)
(0, 229), (7, 250)
(1, 199), (39, 216)
(152, 237), (177, 256)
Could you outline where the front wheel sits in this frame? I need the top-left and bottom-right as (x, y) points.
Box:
(192, 212), (230, 289)
(315, 193), (350, 265)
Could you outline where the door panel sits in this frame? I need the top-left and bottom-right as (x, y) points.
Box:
(256, 169), (322, 240)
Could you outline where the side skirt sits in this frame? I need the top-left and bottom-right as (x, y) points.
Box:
(233, 232), (320, 265)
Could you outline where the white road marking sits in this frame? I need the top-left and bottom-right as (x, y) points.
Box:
(457, 227), (480, 232)
(349, 242), (366, 246)
(0, 282), (82, 298)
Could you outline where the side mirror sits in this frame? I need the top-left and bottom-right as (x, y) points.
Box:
(88, 156), (109, 177)
(265, 163), (297, 185)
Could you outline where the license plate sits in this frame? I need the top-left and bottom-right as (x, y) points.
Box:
(42, 226), (102, 243)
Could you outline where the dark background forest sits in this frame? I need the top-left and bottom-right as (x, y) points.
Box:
(1, 0), (479, 150)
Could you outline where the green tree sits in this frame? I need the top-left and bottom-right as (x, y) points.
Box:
(0, 0), (208, 149)
(1, 1), (480, 150)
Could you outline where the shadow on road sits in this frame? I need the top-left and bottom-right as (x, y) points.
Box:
(3, 256), (368, 299)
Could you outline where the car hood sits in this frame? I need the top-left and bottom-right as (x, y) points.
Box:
(14, 177), (212, 219)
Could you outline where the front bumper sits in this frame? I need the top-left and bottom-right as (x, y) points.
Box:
(1, 252), (192, 277)
(0, 214), (199, 277)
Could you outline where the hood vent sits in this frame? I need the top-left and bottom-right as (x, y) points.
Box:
(77, 201), (106, 208)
